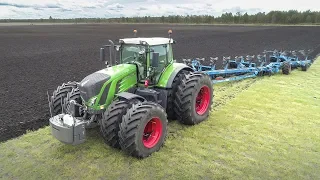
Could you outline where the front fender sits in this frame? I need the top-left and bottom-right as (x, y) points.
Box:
(116, 92), (146, 102)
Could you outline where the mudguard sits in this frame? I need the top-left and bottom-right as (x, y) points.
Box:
(116, 92), (146, 102)
(157, 63), (193, 88)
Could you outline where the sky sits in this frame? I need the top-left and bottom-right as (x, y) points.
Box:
(0, 0), (319, 19)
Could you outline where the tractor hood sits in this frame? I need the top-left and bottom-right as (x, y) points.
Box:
(78, 64), (137, 109)
(79, 72), (110, 103)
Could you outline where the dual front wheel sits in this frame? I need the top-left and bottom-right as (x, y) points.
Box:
(49, 81), (82, 117)
(100, 100), (168, 158)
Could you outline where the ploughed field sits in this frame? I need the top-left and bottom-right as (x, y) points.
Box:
(0, 24), (319, 142)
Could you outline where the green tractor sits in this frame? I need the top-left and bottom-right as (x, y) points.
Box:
(49, 30), (213, 158)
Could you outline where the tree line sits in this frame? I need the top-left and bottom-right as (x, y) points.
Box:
(1, 10), (320, 24)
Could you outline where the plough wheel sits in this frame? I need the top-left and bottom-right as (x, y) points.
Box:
(174, 72), (213, 125)
(282, 61), (291, 75)
(301, 64), (310, 71)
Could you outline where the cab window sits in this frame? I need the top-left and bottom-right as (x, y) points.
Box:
(150, 44), (169, 83)
(167, 44), (173, 62)
(150, 44), (167, 66)
(121, 45), (147, 80)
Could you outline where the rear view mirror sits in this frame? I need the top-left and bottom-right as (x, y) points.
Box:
(152, 53), (159, 67)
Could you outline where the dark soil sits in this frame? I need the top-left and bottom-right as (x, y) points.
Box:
(0, 24), (319, 142)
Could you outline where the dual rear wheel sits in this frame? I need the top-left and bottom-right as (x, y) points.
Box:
(174, 72), (213, 125)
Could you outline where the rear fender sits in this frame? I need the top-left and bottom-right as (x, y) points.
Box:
(157, 63), (193, 88)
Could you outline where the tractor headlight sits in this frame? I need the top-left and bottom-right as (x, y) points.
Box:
(88, 97), (97, 106)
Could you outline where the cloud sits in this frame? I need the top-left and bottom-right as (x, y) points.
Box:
(107, 3), (125, 10)
(0, 0), (319, 19)
(45, 4), (61, 8)
(176, 5), (193, 10)
(222, 6), (242, 13)
(0, 2), (61, 9)
(222, 6), (262, 14)
(136, 7), (147, 11)
(59, 8), (72, 12)
(0, 2), (32, 8)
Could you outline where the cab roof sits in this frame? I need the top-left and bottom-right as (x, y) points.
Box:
(119, 37), (174, 46)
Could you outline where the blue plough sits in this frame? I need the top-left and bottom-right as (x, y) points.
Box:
(184, 50), (314, 84)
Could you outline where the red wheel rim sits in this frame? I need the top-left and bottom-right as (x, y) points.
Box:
(195, 85), (210, 115)
(143, 117), (163, 148)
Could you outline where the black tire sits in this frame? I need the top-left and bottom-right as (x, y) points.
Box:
(100, 98), (140, 149)
(119, 101), (168, 158)
(301, 64), (309, 71)
(174, 72), (213, 125)
(282, 61), (291, 75)
(49, 81), (78, 116)
(63, 87), (82, 117)
(166, 70), (188, 120)
(257, 71), (264, 76)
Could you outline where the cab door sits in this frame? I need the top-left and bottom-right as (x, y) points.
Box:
(149, 44), (172, 84)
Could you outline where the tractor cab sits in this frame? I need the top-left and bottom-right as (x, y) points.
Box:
(118, 37), (174, 85)
(100, 36), (175, 86)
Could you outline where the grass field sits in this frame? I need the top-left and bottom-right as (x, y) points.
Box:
(1, 58), (319, 179)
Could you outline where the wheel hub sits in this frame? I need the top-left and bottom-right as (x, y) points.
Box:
(143, 117), (162, 148)
(195, 86), (210, 115)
